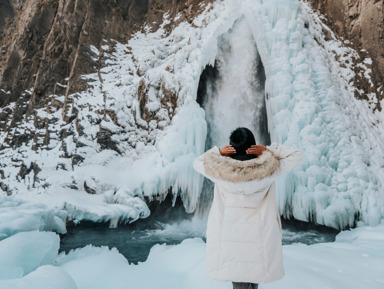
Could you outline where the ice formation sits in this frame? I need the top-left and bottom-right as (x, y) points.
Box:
(0, 0), (383, 230)
(0, 196), (67, 240)
(199, 16), (270, 149)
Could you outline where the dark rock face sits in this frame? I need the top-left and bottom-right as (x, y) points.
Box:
(0, 0), (212, 107)
(306, 0), (384, 109)
(0, 1), (25, 35)
(0, 0), (150, 107)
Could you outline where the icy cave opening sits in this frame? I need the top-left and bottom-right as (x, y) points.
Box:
(195, 17), (271, 215)
(197, 17), (271, 149)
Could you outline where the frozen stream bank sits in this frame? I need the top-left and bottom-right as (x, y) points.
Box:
(60, 197), (339, 264)
(60, 221), (338, 264)
(60, 220), (339, 264)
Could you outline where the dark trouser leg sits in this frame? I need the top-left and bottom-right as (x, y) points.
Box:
(232, 282), (259, 289)
(232, 282), (249, 289)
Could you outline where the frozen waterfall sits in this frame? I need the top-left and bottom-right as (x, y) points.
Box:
(1, 0), (384, 231)
(197, 17), (270, 149)
(170, 0), (384, 229)
(195, 17), (271, 217)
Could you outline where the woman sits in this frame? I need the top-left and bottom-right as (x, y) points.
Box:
(193, 128), (302, 289)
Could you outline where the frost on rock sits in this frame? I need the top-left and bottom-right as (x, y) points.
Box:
(0, 0), (384, 229)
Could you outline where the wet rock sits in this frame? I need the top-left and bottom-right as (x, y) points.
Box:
(97, 127), (119, 152)
(84, 181), (96, 195)
(71, 154), (84, 166)
(0, 182), (11, 196)
(16, 162), (41, 184)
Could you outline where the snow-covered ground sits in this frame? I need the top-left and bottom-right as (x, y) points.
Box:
(0, 225), (383, 289)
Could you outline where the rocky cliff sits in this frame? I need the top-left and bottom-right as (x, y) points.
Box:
(307, 0), (384, 109)
(0, 0), (212, 195)
(0, 0), (212, 151)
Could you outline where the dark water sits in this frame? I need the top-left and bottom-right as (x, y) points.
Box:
(60, 196), (200, 264)
(60, 219), (203, 264)
(281, 218), (340, 245)
(60, 216), (339, 264)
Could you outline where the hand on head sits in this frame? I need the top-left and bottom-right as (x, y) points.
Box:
(246, 145), (266, 156)
(219, 145), (236, 156)
(220, 144), (266, 157)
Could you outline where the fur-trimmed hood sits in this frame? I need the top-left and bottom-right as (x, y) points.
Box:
(202, 149), (280, 183)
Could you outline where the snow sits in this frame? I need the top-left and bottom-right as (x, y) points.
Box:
(0, 231), (59, 280)
(0, 226), (383, 289)
(0, 196), (67, 240)
(0, 266), (78, 289)
(0, 0), (384, 230)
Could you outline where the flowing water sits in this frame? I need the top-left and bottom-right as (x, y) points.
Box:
(195, 16), (271, 217)
(60, 197), (339, 264)
(197, 17), (270, 149)
(60, 217), (339, 264)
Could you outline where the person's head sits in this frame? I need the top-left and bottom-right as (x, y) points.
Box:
(229, 127), (257, 161)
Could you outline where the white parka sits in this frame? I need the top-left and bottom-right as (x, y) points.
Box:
(193, 143), (303, 284)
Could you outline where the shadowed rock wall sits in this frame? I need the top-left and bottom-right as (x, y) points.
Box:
(0, 0), (151, 107)
(0, 0), (210, 107)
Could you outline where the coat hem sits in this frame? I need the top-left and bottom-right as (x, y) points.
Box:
(207, 272), (285, 284)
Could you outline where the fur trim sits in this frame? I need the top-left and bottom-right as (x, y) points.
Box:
(203, 149), (280, 182)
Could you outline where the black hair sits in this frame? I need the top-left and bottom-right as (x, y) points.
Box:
(229, 127), (257, 161)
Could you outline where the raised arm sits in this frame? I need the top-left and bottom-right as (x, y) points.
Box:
(267, 143), (303, 177)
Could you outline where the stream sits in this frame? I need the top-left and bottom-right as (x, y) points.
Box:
(60, 200), (339, 264)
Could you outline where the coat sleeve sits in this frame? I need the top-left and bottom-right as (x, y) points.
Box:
(267, 142), (303, 177)
(193, 146), (220, 182)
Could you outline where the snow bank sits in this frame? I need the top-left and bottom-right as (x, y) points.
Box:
(0, 266), (78, 289)
(56, 246), (128, 289)
(0, 0), (383, 229)
(0, 226), (383, 289)
(0, 231), (59, 280)
(0, 196), (67, 240)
